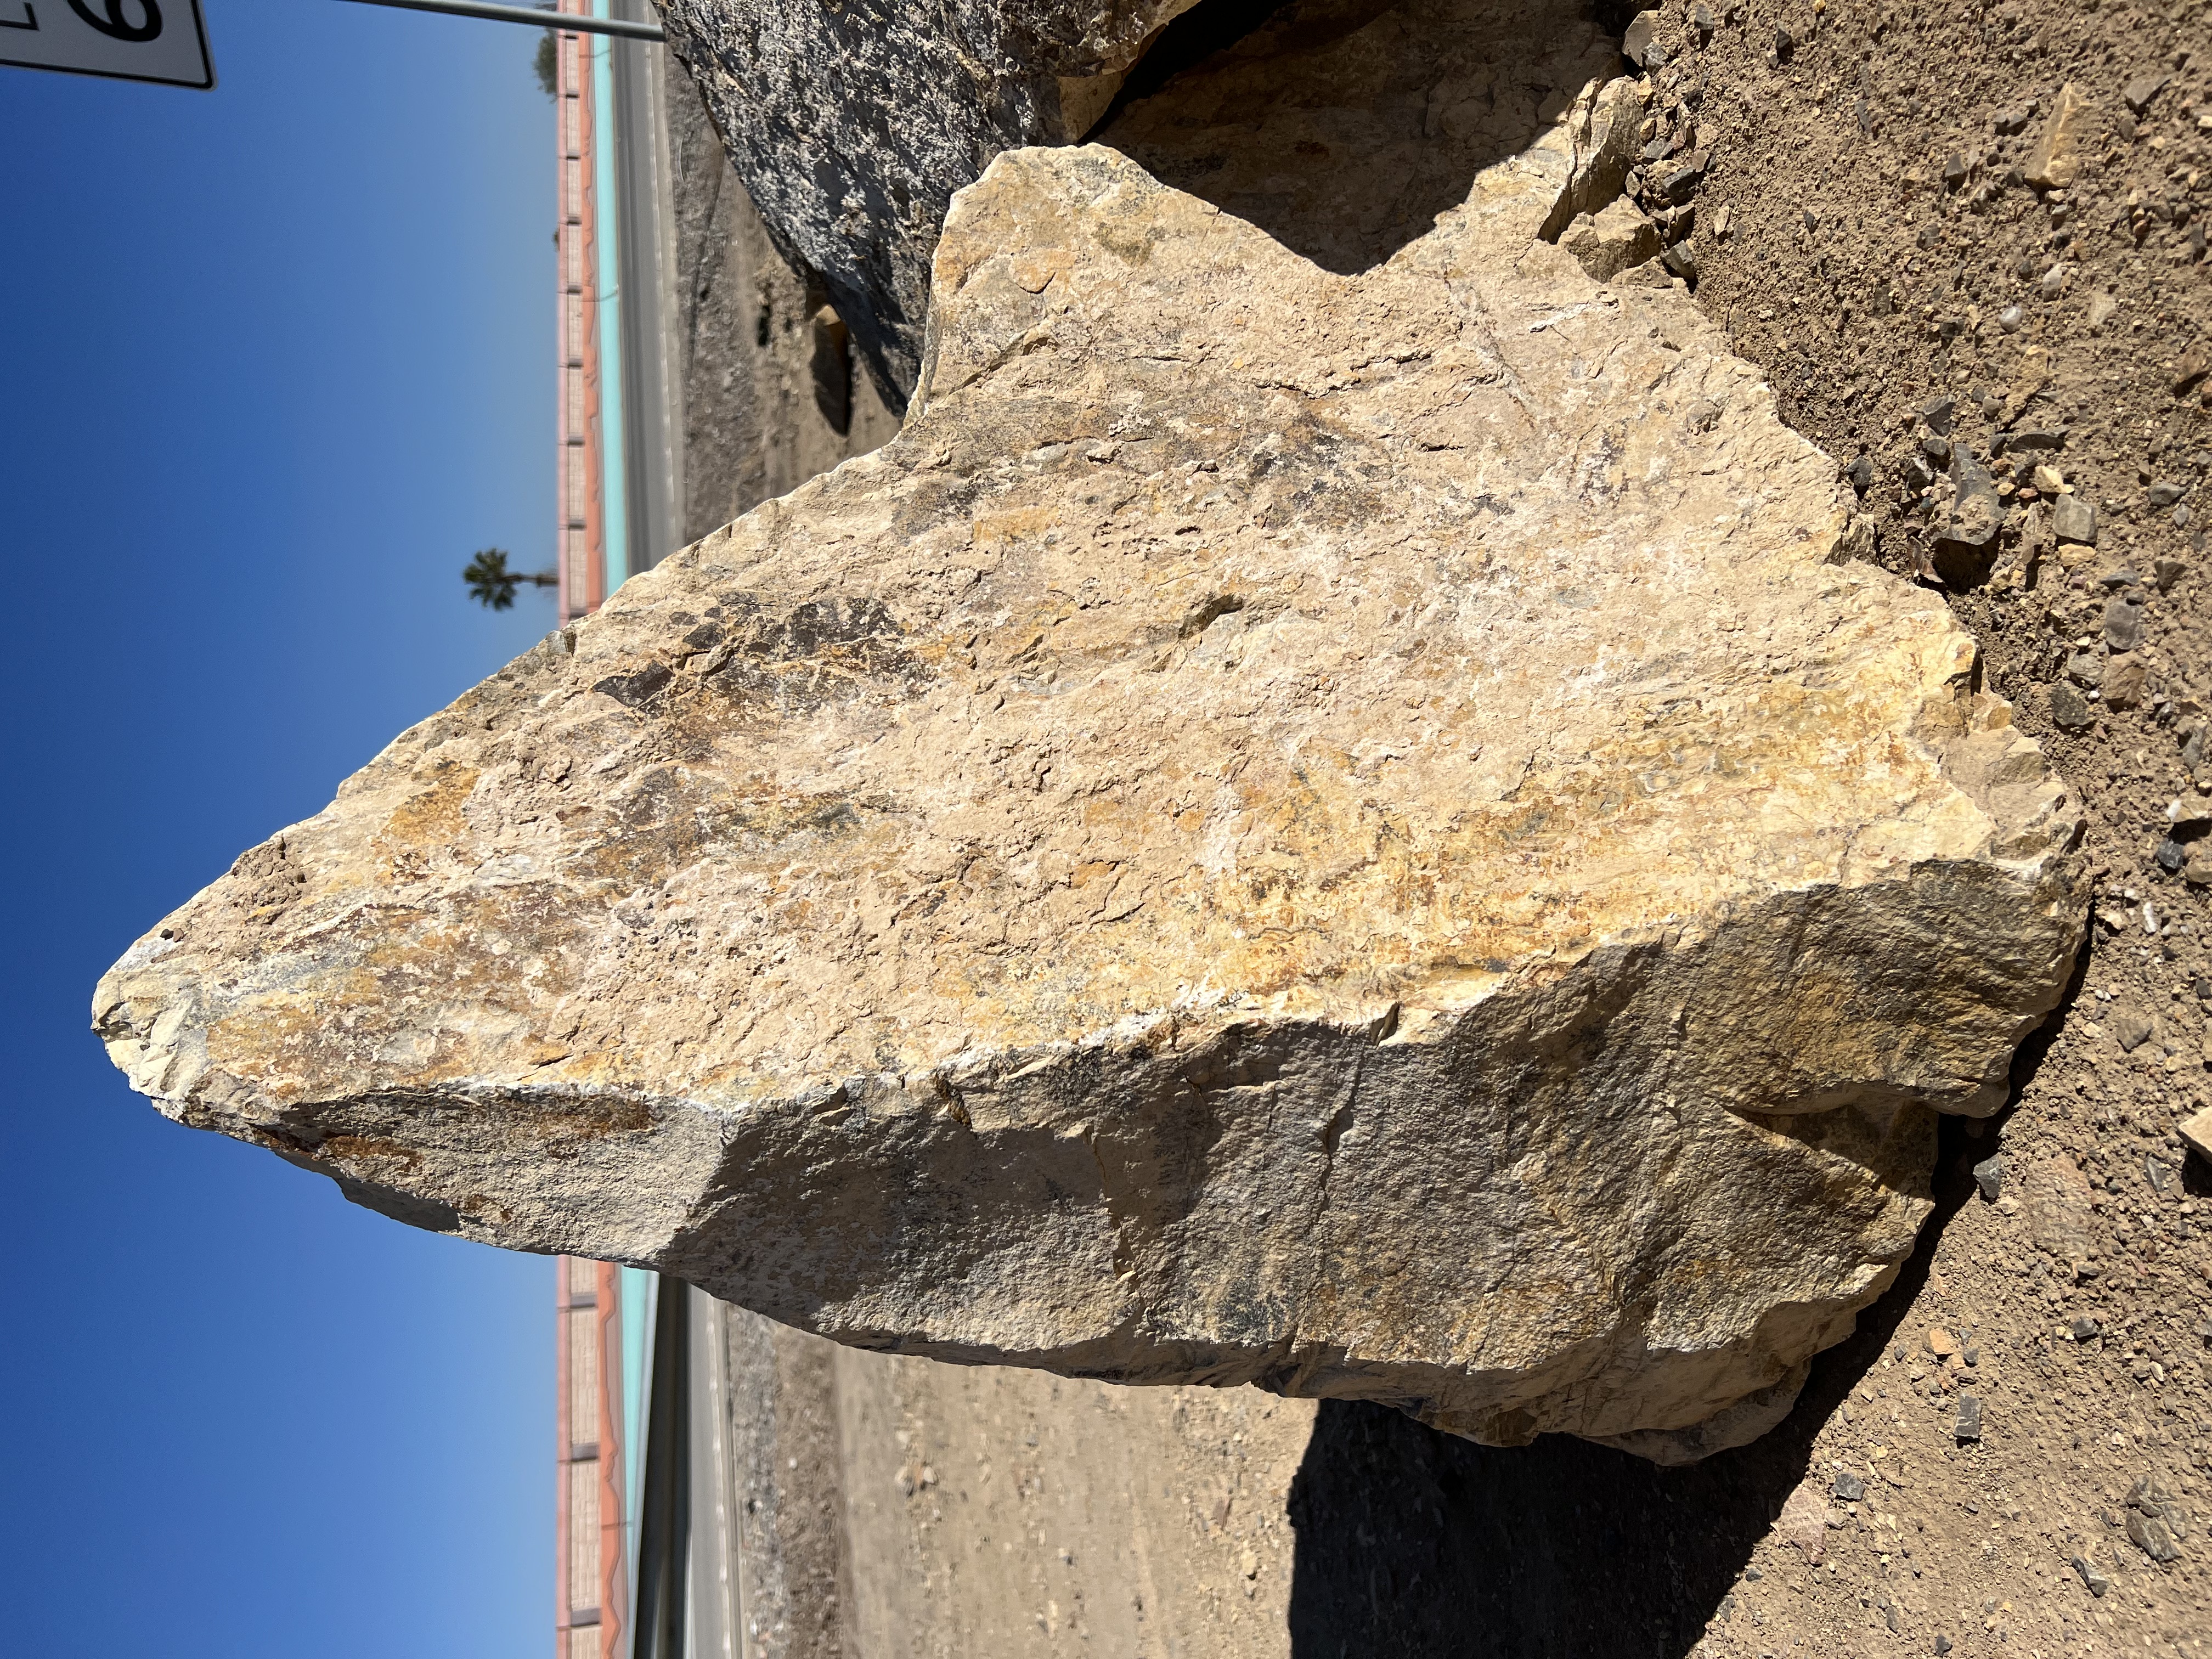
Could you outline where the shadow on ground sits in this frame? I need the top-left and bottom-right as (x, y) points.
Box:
(1282, 1120), (1976, 1658)
(1283, 941), (2094, 1658)
(1099, 0), (1578, 278)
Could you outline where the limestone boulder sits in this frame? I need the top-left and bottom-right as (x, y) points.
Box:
(96, 17), (2084, 1457)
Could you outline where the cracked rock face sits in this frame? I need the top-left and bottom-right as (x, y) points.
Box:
(96, 7), (2084, 1458)
(658, 0), (1206, 404)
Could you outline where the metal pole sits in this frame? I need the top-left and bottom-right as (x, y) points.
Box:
(330, 0), (664, 42)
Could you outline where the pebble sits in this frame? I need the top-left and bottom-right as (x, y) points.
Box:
(2073, 1555), (2112, 1596)
(2052, 495), (2098, 544)
(1998, 304), (2025, 332)
(1622, 10), (1662, 67)
(2113, 1009), (2153, 1051)
(2065, 650), (2103, 687)
(1833, 1469), (1866, 1502)
(1846, 455), (1874, 493)
(2050, 681), (2095, 730)
(2128, 1512), (2183, 1562)
(1943, 153), (1970, 190)
(1972, 1153), (2003, 1201)
(2123, 74), (2170, 115)
(1921, 397), (1956, 436)
(2033, 463), (2066, 492)
(2039, 265), (2067, 299)
(2069, 1314), (2103, 1341)
(1954, 1395), (1982, 1442)
(2148, 481), (2187, 507)
(1923, 435), (1953, 465)
(2104, 595), (2144, 651)
(2158, 837), (2188, 873)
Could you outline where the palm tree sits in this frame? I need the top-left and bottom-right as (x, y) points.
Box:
(464, 548), (557, 611)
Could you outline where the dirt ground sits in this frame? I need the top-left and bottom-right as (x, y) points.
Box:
(669, 2), (2212, 1653)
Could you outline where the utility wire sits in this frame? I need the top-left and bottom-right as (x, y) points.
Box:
(330, 0), (664, 42)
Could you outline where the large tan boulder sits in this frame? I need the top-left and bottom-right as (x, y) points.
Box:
(94, 20), (2083, 1457)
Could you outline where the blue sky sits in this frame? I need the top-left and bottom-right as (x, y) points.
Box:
(2, 2), (561, 1651)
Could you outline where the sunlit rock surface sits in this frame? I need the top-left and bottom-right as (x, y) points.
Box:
(97, 11), (2083, 1458)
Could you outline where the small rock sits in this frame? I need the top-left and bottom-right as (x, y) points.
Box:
(2039, 265), (2068, 299)
(1659, 151), (1709, 202)
(2157, 838), (2188, 873)
(2053, 495), (2098, 544)
(2114, 1009), (2154, 1052)
(1774, 1482), (1832, 1565)
(2146, 1155), (2173, 1194)
(1561, 199), (1665, 282)
(2073, 1555), (2111, 1596)
(2127, 1509), (2182, 1562)
(1622, 10), (1663, 67)
(2104, 654), (2147, 709)
(1772, 22), (1793, 60)
(2124, 74), (2170, 115)
(1833, 1469), (1866, 1502)
(1921, 397), (1956, 436)
(1942, 153), (1970, 190)
(2050, 681), (2095, 730)
(1972, 1153), (2003, 1201)
(2148, 481), (2188, 507)
(2033, 463), (2067, 493)
(1936, 1635), (1956, 1655)
(1923, 436), (1953, 465)
(1927, 1325), (1960, 1357)
(1691, 1), (1714, 43)
(2070, 1314), (2103, 1341)
(2025, 83), (2092, 189)
(2004, 427), (2068, 454)
(1955, 1395), (1982, 1442)
(2089, 292), (2120, 332)
(1999, 304), (2025, 332)
(1846, 455), (1874, 493)
(2104, 595), (2144, 652)
(2181, 1105), (2212, 1165)
(2065, 650), (2104, 688)
(2173, 354), (2210, 396)
(1994, 105), (2034, 136)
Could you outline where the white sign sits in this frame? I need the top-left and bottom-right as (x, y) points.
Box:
(0, 0), (213, 88)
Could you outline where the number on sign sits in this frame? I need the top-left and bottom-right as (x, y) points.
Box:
(67, 0), (160, 41)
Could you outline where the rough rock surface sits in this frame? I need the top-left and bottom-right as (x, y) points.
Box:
(657, 0), (1205, 403)
(98, 7), (2085, 1457)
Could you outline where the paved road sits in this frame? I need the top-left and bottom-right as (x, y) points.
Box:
(608, 2), (682, 574)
